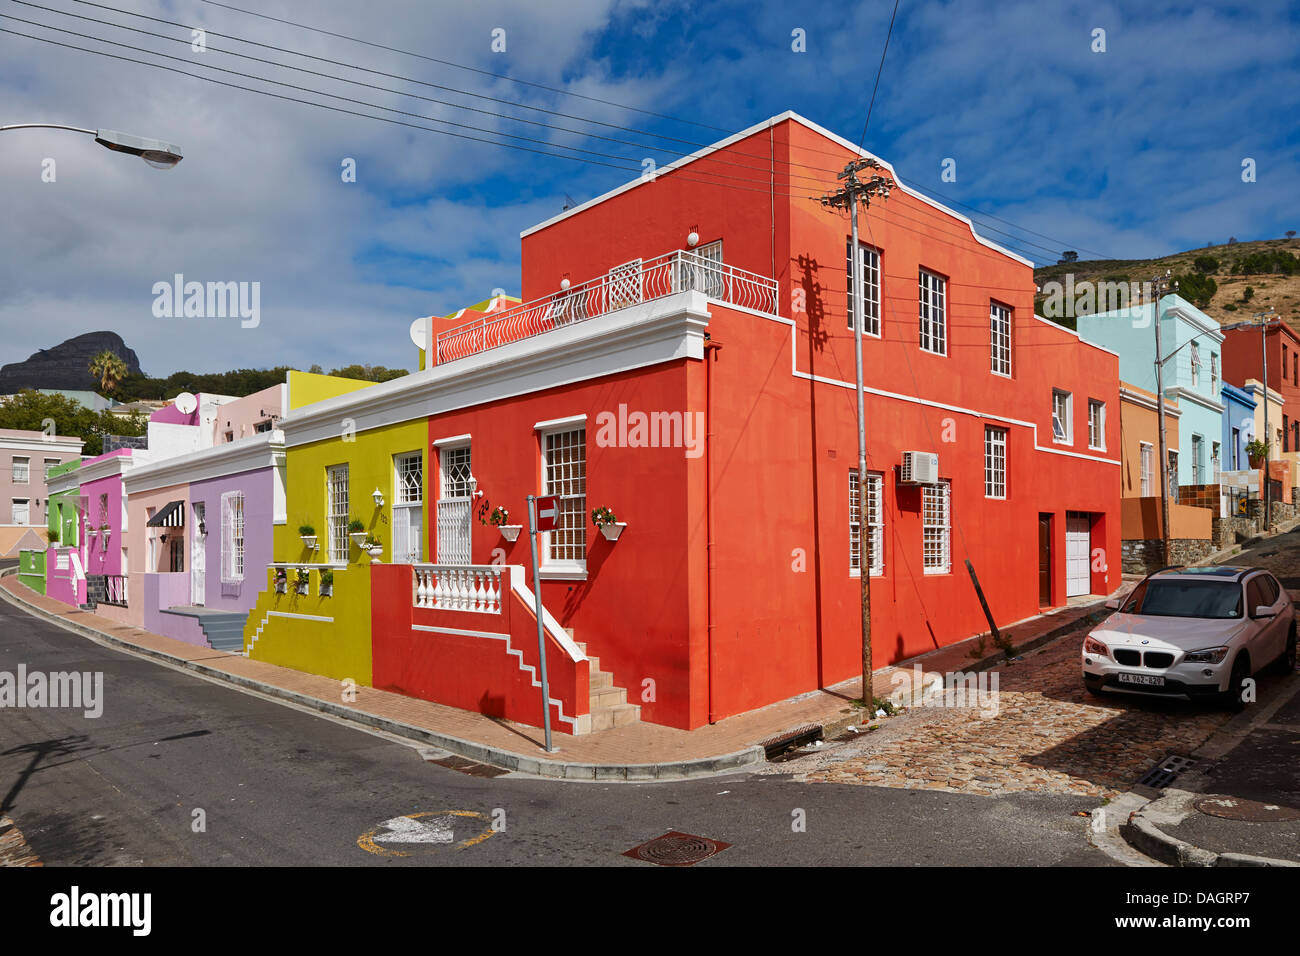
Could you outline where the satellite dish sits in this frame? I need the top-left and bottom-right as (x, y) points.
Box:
(174, 392), (198, 415)
(409, 317), (428, 351)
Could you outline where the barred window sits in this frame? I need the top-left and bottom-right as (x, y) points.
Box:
(919, 269), (947, 355)
(543, 427), (587, 566)
(327, 464), (349, 562)
(11, 456), (29, 483)
(221, 491), (245, 582)
(394, 451), (424, 563)
(846, 240), (881, 336)
(922, 481), (951, 574)
(990, 301), (1011, 375)
(849, 471), (883, 576)
(984, 427), (1007, 499)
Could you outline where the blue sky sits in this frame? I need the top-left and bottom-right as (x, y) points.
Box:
(1, 0), (1297, 379)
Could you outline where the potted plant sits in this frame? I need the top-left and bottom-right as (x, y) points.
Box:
(298, 523), (318, 550)
(348, 517), (368, 548)
(591, 505), (627, 541)
(1247, 438), (1269, 469)
(489, 506), (521, 542)
(319, 568), (334, 597)
(274, 567), (288, 594)
(362, 533), (383, 563)
(295, 567), (311, 595)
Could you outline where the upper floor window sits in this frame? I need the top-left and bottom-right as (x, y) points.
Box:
(990, 301), (1012, 376)
(846, 240), (881, 336)
(1190, 343), (1201, 387)
(1210, 353), (1218, 392)
(11, 456), (29, 484)
(918, 269), (947, 355)
(43, 458), (60, 480)
(1052, 389), (1073, 444)
(1088, 400), (1106, 451)
(984, 427), (1007, 499)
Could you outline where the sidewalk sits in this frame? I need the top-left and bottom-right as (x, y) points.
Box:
(0, 571), (1109, 780)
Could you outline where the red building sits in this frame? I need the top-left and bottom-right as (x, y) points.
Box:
(1221, 320), (1300, 454)
(278, 112), (1121, 734)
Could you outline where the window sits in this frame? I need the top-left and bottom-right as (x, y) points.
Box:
(846, 240), (881, 336)
(606, 259), (643, 310)
(1088, 400), (1106, 450)
(1168, 450), (1179, 502)
(11, 499), (29, 524)
(146, 507), (156, 568)
(849, 470), (883, 576)
(1293, 352), (1297, 386)
(221, 491), (245, 582)
(327, 464), (349, 562)
(1052, 389), (1073, 444)
(1211, 353), (1218, 392)
(990, 301), (1012, 376)
(542, 426), (587, 568)
(254, 420), (274, 433)
(1212, 441), (1221, 481)
(43, 458), (60, 480)
(1140, 442), (1153, 495)
(918, 269), (947, 355)
(922, 481), (951, 574)
(1230, 428), (1241, 470)
(169, 536), (184, 573)
(984, 427), (1007, 498)
(393, 451), (424, 563)
(11, 456), (29, 484)
(1190, 343), (1201, 387)
(1192, 435), (1204, 484)
(436, 444), (473, 565)
(678, 240), (724, 298)
(223, 431), (234, 443)
(1287, 415), (1291, 453)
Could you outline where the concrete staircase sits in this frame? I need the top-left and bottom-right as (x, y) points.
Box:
(163, 606), (250, 652)
(570, 631), (640, 732)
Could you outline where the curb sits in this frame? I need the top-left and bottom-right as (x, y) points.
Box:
(1120, 790), (1300, 868)
(0, 571), (764, 782)
(961, 603), (1111, 675)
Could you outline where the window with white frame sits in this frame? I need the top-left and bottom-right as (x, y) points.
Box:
(326, 464), (349, 562)
(606, 259), (643, 310)
(1140, 442), (1153, 495)
(1210, 352), (1218, 392)
(1052, 389), (1073, 444)
(984, 427), (1007, 499)
(1088, 400), (1106, 450)
(393, 451), (424, 564)
(922, 481), (951, 574)
(849, 470), (883, 576)
(11, 456), (29, 484)
(1192, 434), (1204, 485)
(11, 499), (29, 524)
(990, 301), (1012, 376)
(437, 443), (472, 565)
(542, 426), (587, 568)
(43, 458), (60, 480)
(1190, 343), (1201, 387)
(918, 269), (947, 355)
(221, 491), (245, 583)
(846, 240), (881, 336)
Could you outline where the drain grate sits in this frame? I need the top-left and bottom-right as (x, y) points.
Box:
(1194, 795), (1300, 822)
(1135, 753), (1200, 789)
(426, 755), (510, 778)
(759, 723), (822, 760)
(623, 831), (731, 867)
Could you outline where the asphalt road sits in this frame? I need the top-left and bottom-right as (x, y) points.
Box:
(0, 590), (1114, 867)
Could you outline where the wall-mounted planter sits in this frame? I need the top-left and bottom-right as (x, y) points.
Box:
(499, 525), (522, 542)
(365, 546), (383, 564)
(300, 535), (318, 550)
(349, 532), (368, 548)
(274, 572), (287, 594)
(598, 522), (627, 542)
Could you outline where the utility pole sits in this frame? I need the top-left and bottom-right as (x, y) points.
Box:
(1150, 271), (1177, 565)
(1255, 308), (1279, 530)
(820, 158), (893, 705)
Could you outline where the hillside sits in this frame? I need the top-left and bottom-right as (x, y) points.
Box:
(1034, 236), (1300, 330)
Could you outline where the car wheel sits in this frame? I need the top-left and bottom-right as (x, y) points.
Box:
(1221, 654), (1251, 711)
(1274, 621), (1297, 675)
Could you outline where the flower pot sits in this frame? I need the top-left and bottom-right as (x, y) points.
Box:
(598, 521), (627, 542)
(365, 545), (383, 564)
(1249, 455), (1265, 469)
(300, 535), (318, 550)
(499, 524), (522, 542)
(349, 532), (368, 548)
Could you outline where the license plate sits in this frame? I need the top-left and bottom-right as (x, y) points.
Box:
(1118, 673), (1165, 687)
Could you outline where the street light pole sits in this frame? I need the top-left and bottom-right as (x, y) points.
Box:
(0, 124), (183, 167)
(1150, 271), (1176, 566)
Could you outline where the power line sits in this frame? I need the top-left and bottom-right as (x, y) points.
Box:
(857, 0), (900, 150)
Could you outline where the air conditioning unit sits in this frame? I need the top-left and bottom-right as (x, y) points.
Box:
(900, 451), (939, 484)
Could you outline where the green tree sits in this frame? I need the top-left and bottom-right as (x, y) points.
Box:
(88, 350), (129, 397)
(0, 389), (146, 456)
(1175, 272), (1217, 308)
(1193, 255), (1218, 274)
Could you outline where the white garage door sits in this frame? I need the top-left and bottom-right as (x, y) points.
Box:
(1065, 513), (1091, 597)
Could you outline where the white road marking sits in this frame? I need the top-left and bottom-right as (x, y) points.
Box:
(373, 815), (454, 844)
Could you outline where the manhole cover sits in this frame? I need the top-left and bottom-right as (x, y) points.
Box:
(1135, 753), (1199, 789)
(623, 831), (731, 866)
(1194, 796), (1300, 822)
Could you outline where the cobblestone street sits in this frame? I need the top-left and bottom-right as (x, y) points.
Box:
(764, 629), (1244, 798)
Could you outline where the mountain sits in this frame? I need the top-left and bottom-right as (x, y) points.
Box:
(0, 331), (143, 393)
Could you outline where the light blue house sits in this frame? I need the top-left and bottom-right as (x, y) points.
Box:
(1078, 294), (1225, 487)
(1220, 382), (1257, 472)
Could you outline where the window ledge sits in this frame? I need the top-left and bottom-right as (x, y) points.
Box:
(539, 566), (588, 582)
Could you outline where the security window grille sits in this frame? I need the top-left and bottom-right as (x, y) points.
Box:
(221, 491), (245, 582)
(11, 499), (29, 525)
(1088, 400), (1106, 450)
(437, 445), (472, 565)
(918, 269), (947, 355)
(393, 451), (424, 563)
(606, 259), (644, 310)
(1052, 389), (1072, 443)
(922, 481), (951, 574)
(543, 427), (587, 566)
(11, 456), (29, 483)
(990, 302), (1012, 375)
(849, 471), (883, 576)
(1140, 442), (1153, 495)
(984, 427), (1007, 499)
(846, 241), (881, 336)
(327, 465), (349, 562)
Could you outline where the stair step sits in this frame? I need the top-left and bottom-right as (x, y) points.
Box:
(585, 655), (600, 672)
(589, 670), (613, 690)
(590, 684), (626, 707)
(590, 703), (640, 732)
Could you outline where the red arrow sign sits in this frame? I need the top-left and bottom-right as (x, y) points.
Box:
(535, 495), (560, 532)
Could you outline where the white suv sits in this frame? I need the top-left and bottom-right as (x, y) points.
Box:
(1082, 566), (1297, 708)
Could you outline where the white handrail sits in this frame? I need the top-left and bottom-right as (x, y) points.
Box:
(413, 564), (503, 613)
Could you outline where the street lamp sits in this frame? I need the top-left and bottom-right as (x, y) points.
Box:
(0, 124), (182, 168)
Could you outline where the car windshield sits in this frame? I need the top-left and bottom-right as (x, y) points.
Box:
(1122, 579), (1242, 619)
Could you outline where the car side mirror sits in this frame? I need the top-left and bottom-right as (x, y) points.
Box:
(1253, 605), (1277, 619)
(1104, 598), (1120, 610)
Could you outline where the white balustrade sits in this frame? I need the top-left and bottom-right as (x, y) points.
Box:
(412, 564), (503, 613)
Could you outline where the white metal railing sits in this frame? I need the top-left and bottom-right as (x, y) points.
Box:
(413, 564), (503, 613)
(434, 249), (779, 364)
(103, 574), (128, 607)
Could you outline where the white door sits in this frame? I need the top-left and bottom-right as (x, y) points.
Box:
(1065, 513), (1090, 597)
(191, 502), (206, 605)
(436, 444), (473, 565)
(11, 499), (29, 525)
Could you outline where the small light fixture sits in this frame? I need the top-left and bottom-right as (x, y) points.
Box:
(560, 277), (571, 291)
(468, 475), (483, 498)
(371, 487), (384, 507)
(686, 230), (700, 248)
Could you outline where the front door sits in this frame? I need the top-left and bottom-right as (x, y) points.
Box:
(436, 444), (472, 565)
(1038, 514), (1052, 606)
(191, 502), (206, 605)
(1066, 512), (1091, 598)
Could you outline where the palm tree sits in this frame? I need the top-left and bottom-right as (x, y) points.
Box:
(88, 350), (128, 397)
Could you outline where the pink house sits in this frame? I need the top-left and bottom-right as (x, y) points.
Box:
(0, 427), (83, 529)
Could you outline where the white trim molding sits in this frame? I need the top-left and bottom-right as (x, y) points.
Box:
(123, 432), (285, 495)
(432, 433), (472, 448)
(534, 414), (587, 432)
